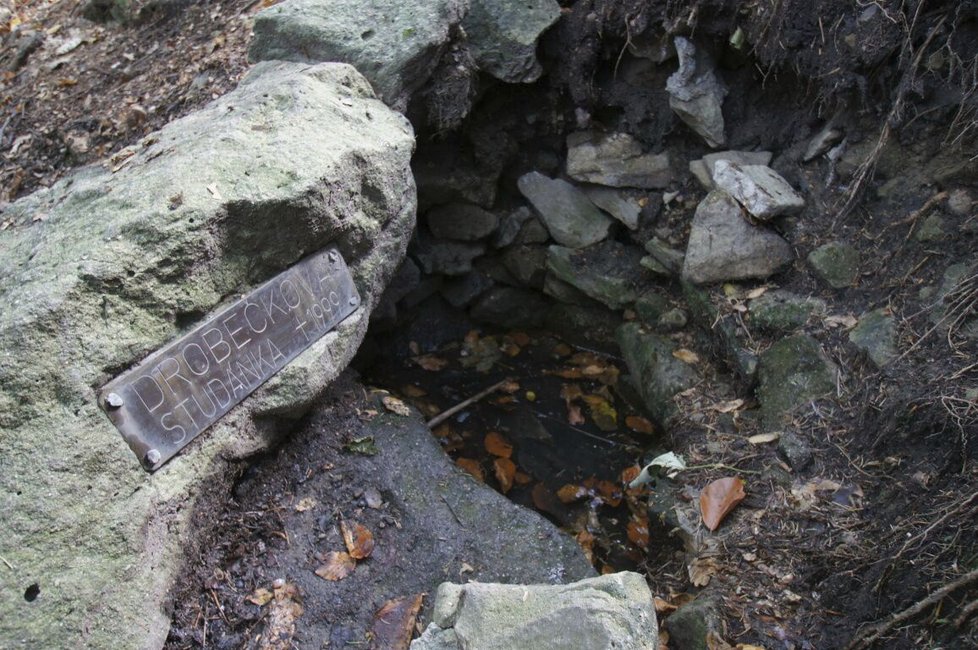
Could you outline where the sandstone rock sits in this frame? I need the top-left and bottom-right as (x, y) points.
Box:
(426, 202), (499, 241)
(0, 61), (415, 648)
(463, 0), (561, 83)
(849, 308), (898, 367)
(517, 171), (613, 248)
(712, 160), (805, 220)
(583, 186), (645, 230)
(689, 150), (773, 189)
(411, 572), (657, 650)
(807, 241), (859, 289)
(249, 0), (465, 111)
(618, 322), (699, 425)
(547, 242), (646, 309)
(748, 290), (826, 333)
(666, 37), (727, 148)
(566, 131), (673, 189)
(758, 335), (837, 430)
(682, 190), (793, 285)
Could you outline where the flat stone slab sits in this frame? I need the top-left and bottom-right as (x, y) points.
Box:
(547, 241), (647, 309)
(712, 160), (805, 220)
(849, 308), (899, 367)
(566, 131), (673, 189)
(517, 171), (613, 248)
(413, 572), (656, 650)
(689, 150), (772, 189)
(667, 37), (727, 148)
(463, 0), (561, 83)
(682, 190), (793, 284)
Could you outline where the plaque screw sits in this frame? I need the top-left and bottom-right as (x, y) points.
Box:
(349, 295), (359, 306)
(144, 449), (161, 467)
(106, 393), (124, 409)
(329, 250), (339, 262)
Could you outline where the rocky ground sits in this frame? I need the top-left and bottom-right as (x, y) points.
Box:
(3, 1), (978, 649)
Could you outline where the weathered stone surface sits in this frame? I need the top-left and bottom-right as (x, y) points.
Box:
(249, 0), (465, 111)
(634, 291), (671, 325)
(658, 307), (688, 331)
(0, 61), (415, 648)
(644, 237), (685, 275)
(517, 172), (613, 248)
(666, 37), (727, 148)
(683, 280), (759, 383)
(492, 206), (535, 248)
(583, 186), (644, 230)
(543, 274), (604, 308)
(545, 303), (623, 347)
(689, 150), (773, 189)
(778, 430), (813, 471)
(682, 190), (793, 285)
(664, 598), (722, 650)
(915, 213), (948, 242)
(426, 202), (499, 241)
(758, 335), (837, 429)
(712, 160), (805, 220)
(502, 244), (549, 289)
(618, 322), (699, 425)
(463, 0), (560, 83)
(849, 308), (898, 367)
(372, 257), (422, 328)
(471, 287), (549, 329)
(547, 242), (647, 309)
(440, 269), (493, 308)
(414, 232), (486, 276)
(411, 572), (657, 650)
(807, 241), (859, 289)
(748, 290), (826, 333)
(566, 131), (673, 189)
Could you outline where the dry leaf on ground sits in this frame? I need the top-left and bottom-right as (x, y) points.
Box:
(247, 588), (273, 606)
(747, 432), (780, 444)
(494, 457), (516, 494)
(455, 458), (484, 482)
(382, 395), (411, 416)
(340, 520), (375, 560)
(700, 477), (746, 531)
(557, 483), (587, 503)
(371, 594), (424, 650)
(484, 431), (513, 458)
(294, 497), (317, 512)
(314, 552), (355, 581)
(257, 582), (303, 650)
(627, 516), (650, 548)
(689, 555), (719, 587)
(625, 415), (655, 434)
(414, 354), (448, 371)
(673, 348), (700, 364)
(710, 399), (745, 413)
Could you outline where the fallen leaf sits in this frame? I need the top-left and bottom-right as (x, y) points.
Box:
(509, 332), (531, 346)
(582, 394), (618, 431)
(247, 588), (273, 606)
(484, 431), (513, 458)
(825, 314), (858, 329)
(340, 520), (375, 560)
(576, 530), (595, 563)
(557, 483), (587, 503)
(625, 415), (655, 434)
(560, 383), (583, 402)
(620, 465), (641, 485)
(314, 552), (355, 581)
(553, 342), (573, 356)
(499, 379), (521, 394)
(747, 432), (780, 444)
(700, 477), (747, 531)
(653, 597), (677, 614)
(514, 470), (532, 485)
(493, 457), (516, 494)
(382, 396), (411, 416)
(455, 458), (484, 482)
(630, 452), (688, 487)
(371, 594), (424, 650)
(673, 348), (700, 364)
(711, 399), (745, 413)
(524, 390), (537, 401)
(500, 341), (521, 357)
(745, 286), (769, 299)
(258, 582), (303, 649)
(549, 367), (584, 379)
(567, 403), (586, 425)
(294, 497), (317, 512)
(401, 384), (427, 397)
(627, 516), (650, 548)
(414, 354), (448, 371)
(343, 436), (379, 455)
(689, 555), (718, 586)
(432, 424), (452, 438)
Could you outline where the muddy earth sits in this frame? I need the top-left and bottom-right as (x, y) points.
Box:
(4, 1), (978, 648)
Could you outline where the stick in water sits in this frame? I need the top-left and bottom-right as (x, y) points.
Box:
(426, 378), (511, 429)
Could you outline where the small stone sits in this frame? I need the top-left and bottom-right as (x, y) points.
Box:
(664, 598), (722, 650)
(643, 237), (684, 275)
(947, 189), (973, 216)
(666, 37), (727, 148)
(712, 160), (805, 220)
(758, 335), (837, 430)
(778, 431), (812, 471)
(618, 322), (698, 425)
(848, 308), (898, 367)
(682, 190), (793, 285)
(657, 308), (688, 331)
(583, 186), (643, 230)
(634, 292), (670, 325)
(748, 290), (826, 333)
(807, 242), (859, 289)
(566, 131), (673, 189)
(426, 203), (499, 241)
(689, 150), (773, 189)
(517, 171), (613, 248)
(491, 206), (534, 248)
(914, 214), (947, 242)
(803, 124), (845, 162)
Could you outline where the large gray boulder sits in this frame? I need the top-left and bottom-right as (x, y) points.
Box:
(0, 61), (416, 648)
(682, 190), (793, 284)
(412, 572), (657, 650)
(249, 0), (465, 111)
(463, 0), (561, 83)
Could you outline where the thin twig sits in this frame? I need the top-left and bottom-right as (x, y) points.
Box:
(0, 554), (13, 570)
(533, 411), (621, 446)
(848, 568), (978, 649)
(426, 378), (511, 429)
(955, 598), (978, 628)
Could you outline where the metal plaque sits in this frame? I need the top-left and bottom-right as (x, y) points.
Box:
(99, 247), (360, 471)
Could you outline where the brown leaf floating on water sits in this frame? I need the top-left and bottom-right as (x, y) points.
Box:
(484, 431), (513, 458)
